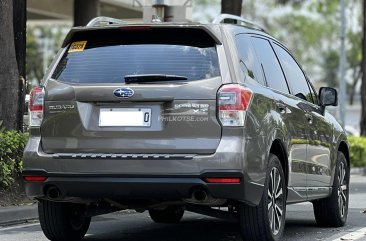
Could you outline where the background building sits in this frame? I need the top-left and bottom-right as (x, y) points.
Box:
(27, 0), (193, 24)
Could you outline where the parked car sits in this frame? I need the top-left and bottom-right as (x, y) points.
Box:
(23, 94), (30, 131)
(23, 14), (350, 241)
(345, 125), (360, 136)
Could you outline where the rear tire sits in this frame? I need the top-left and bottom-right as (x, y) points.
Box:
(149, 206), (184, 223)
(238, 154), (286, 241)
(38, 200), (91, 241)
(313, 151), (349, 227)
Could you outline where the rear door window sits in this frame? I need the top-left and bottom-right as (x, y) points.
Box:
(52, 29), (220, 84)
(235, 34), (265, 85)
(251, 37), (290, 94)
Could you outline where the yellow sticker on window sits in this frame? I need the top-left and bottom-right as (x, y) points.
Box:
(68, 41), (87, 53)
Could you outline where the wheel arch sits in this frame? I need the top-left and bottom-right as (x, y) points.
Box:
(338, 141), (350, 169)
(269, 139), (289, 187)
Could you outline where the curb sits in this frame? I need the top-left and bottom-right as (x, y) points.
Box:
(0, 203), (38, 226)
(351, 167), (366, 176)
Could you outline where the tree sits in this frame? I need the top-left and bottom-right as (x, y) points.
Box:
(13, 0), (26, 131)
(348, 31), (362, 105)
(321, 50), (339, 88)
(0, 0), (21, 130)
(361, 0), (366, 135)
(221, 0), (243, 16)
(26, 25), (70, 91)
(26, 27), (43, 89)
(74, 0), (100, 26)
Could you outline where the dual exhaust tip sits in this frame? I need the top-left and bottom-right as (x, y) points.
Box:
(44, 185), (63, 200)
(191, 189), (209, 202)
(187, 188), (227, 206)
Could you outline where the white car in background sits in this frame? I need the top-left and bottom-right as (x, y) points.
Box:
(345, 125), (360, 137)
(23, 94), (30, 131)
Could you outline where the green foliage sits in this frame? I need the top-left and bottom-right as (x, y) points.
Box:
(195, 0), (219, 4)
(309, 0), (339, 15)
(0, 131), (28, 187)
(347, 31), (362, 68)
(26, 25), (70, 92)
(234, 0), (362, 90)
(26, 27), (43, 89)
(348, 136), (366, 167)
(320, 50), (339, 87)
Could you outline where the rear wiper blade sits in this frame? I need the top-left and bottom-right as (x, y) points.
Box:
(124, 74), (188, 84)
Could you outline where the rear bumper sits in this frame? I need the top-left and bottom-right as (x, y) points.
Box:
(23, 131), (265, 205)
(23, 170), (245, 201)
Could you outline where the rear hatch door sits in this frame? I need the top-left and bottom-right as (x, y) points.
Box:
(41, 26), (223, 154)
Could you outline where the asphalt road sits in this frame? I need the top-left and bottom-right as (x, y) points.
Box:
(1, 175), (365, 241)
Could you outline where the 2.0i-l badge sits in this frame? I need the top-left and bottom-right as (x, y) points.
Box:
(113, 88), (134, 98)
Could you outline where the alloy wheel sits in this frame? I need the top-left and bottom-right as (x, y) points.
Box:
(267, 167), (284, 235)
(338, 162), (348, 217)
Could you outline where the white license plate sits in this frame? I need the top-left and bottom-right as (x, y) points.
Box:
(99, 108), (151, 127)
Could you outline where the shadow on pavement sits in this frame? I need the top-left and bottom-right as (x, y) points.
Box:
(83, 213), (322, 241)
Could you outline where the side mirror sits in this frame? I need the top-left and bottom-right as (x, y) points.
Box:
(319, 87), (338, 107)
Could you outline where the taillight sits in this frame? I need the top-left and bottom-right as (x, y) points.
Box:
(218, 84), (253, 127)
(204, 178), (241, 183)
(23, 176), (47, 182)
(29, 86), (45, 127)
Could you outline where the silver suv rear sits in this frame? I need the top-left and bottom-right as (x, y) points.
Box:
(23, 15), (350, 241)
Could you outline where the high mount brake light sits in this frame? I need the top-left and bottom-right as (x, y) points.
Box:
(29, 86), (45, 127)
(119, 26), (151, 31)
(217, 84), (253, 127)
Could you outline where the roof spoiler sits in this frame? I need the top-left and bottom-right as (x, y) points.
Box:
(61, 24), (222, 48)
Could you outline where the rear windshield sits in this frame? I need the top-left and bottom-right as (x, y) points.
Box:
(52, 29), (220, 84)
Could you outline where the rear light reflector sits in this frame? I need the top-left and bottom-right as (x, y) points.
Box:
(205, 178), (241, 183)
(29, 86), (45, 127)
(218, 84), (253, 127)
(23, 176), (47, 182)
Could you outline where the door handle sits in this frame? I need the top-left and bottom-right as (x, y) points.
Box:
(305, 113), (313, 123)
(275, 101), (286, 113)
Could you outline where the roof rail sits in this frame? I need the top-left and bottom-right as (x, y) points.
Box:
(86, 16), (127, 27)
(212, 14), (265, 32)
